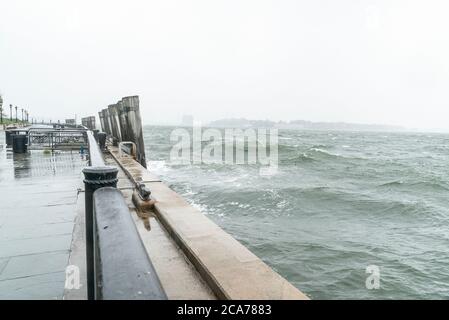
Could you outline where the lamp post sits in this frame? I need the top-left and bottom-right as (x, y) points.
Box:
(15, 106), (18, 123)
(21, 108), (24, 123)
(10, 104), (12, 121)
(0, 95), (3, 124)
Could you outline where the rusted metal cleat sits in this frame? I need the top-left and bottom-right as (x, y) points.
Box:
(132, 183), (156, 212)
(132, 183), (156, 231)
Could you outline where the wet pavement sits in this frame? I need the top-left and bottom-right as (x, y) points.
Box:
(0, 131), (87, 299)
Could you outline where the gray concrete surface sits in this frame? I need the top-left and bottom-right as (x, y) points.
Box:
(0, 132), (86, 299)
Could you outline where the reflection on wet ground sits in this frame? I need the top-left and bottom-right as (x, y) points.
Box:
(0, 132), (87, 299)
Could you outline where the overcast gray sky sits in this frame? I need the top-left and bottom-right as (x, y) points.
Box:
(1, 0), (448, 130)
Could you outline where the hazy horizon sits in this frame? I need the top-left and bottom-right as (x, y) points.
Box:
(1, 1), (449, 132)
(144, 117), (449, 133)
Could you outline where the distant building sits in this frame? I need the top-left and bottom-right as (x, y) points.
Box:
(65, 119), (76, 125)
(182, 114), (194, 126)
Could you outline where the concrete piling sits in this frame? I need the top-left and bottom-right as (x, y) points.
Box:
(98, 111), (105, 133)
(107, 105), (118, 141)
(118, 100), (130, 145)
(84, 95), (147, 167)
(94, 96), (146, 168)
(120, 96), (146, 168)
(106, 109), (114, 136)
(108, 104), (122, 143)
(101, 109), (111, 136)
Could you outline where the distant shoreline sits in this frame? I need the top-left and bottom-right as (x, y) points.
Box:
(142, 122), (449, 134)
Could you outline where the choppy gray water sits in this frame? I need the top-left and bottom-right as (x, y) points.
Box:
(144, 126), (449, 299)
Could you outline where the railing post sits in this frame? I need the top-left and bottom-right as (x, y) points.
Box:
(93, 129), (99, 142)
(97, 132), (107, 150)
(82, 166), (118, 300)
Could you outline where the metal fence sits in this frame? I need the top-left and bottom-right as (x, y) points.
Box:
(83, 130), (166, 300)
(28, 129), (87, 150)
(93, 188), (167, 300)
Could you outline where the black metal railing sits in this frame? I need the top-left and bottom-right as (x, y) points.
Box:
(28, 129), (87, 150)
(86, 130), (104, 167)
(83, 130), (166, 300)
(93, 187), (167, 300)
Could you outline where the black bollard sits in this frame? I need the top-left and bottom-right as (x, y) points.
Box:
(12, 134), (27, 153)
(97, 132), (107, 150)
(82, 166), (119, 300)
(5, 130), (13, 147)
(93, 129), (99, 142)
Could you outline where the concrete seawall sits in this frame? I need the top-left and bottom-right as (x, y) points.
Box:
(64, 142), (308, 299)
(107, 146), (308, 300)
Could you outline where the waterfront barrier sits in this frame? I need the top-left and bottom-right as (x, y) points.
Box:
(83, 130), (118, 299)
(93, 187), (167, 300)
(83, 129), (166, 300)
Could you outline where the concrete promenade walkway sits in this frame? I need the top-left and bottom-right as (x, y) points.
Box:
(0, 132), (86, 299)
